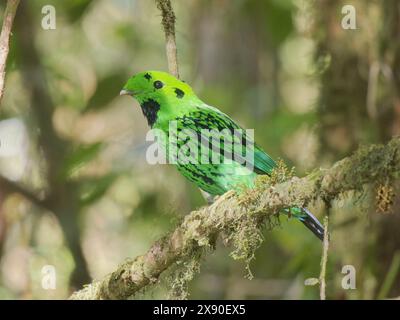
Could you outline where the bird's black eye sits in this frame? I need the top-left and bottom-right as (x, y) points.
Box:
(154, 80), (164, 89)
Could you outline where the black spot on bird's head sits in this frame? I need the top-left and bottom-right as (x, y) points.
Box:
(174, 88), (185, 99)
(144, 73), (152, 81)
(140, 98), (160, 127)
(122, 71), (194, 104)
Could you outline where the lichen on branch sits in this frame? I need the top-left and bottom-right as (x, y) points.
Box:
(70, 137), (400, 300)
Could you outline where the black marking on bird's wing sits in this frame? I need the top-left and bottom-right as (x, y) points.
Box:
(175, 107), (276, 175)
(174, 88), (185, 99)
(144, 73), (152, 81)
(176, 109), (237, 132)
(177, 163), (226, 195)
(140, 99), (160, 127)
(202, 109), (276, 174)
(182, 164), (214, 184)
(175, 109), (252, 167)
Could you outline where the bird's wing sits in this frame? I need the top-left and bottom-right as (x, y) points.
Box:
(253, 144), (276, 175)
(174, 104), (276, 175)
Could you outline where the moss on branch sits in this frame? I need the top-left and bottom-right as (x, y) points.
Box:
(70, 137), (400, 300)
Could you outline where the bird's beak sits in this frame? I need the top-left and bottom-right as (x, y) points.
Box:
(120, 89), (135, 96)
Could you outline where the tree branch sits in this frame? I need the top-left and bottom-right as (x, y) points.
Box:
(70, 137), (400, 300)
(15, 1), (67, 177)
(319, 215), (329, 300)
(13, 2), (91, 287)
(155, 0), (179, 78)
(0, 175), (49, 210)
(0, 0), (20, 105)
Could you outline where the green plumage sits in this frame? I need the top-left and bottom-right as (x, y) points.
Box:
(172, 107), (276, 195)
(121, 71), (324, 240)
(121, 71), (275, 195)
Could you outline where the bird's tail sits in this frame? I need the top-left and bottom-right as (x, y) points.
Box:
(288, 207), (325, 241)
(298, 208), (325, 241)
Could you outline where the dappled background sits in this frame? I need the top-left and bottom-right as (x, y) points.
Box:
(0, 0), (399, 299)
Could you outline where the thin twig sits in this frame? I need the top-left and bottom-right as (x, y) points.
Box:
(366, 61), (380, 120)
(377, 251), (400, 299)
(319, 215), (329, 300)
(155, 0), (179, 78)
(0, 0), (20, 105)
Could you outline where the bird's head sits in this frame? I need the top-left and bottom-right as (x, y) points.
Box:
(120, 71), (193, 102)
(120, 71), (195, 127)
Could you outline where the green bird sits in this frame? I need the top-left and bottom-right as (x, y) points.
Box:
(120, 70), (324, 240)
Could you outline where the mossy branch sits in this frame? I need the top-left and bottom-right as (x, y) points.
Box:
(70, 137), (400, 300)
